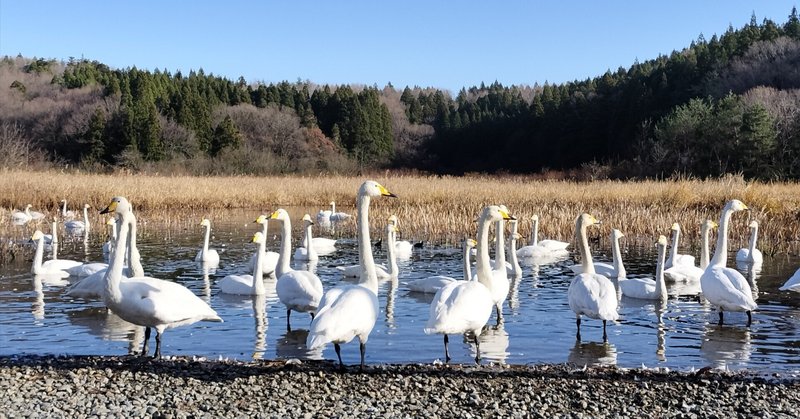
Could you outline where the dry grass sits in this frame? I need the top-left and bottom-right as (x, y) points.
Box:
(2, 169), (800, 261)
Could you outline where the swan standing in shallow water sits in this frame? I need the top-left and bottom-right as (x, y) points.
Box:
(618, 235), (668, 301)
(307, 180), (396, 370)
(270, 209), (324, 329)
(700, 199), (757, 326)
(568, 213), (619, 342)
(424, 206), (511, 363)
(736, 220), (763, 265)
(64, 204), (90, 235)
(99, 197), (222, 357)
(405, 239), (476, 293)
(195, 218), (220, 265)
(219, 232), (267, 295)
(247, 215), (279, 276)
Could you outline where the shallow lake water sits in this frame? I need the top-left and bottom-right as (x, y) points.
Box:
(2, 209), (799, 373)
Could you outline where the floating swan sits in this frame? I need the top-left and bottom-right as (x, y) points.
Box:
(736, 220), (763, 265)
(664, 220), (716, 283)
(405, 239), (476, 293)
(328, 201), (352, 222)
(195, 218), (220, 265)
(64, 204), (90, 235)
(522, 214), (570, 252)
(666, 223), (696, 268)
(506, 219), (522, 278)
(30, 230), (82, 277)
(700, 199), (757, 326)
(270, 209), (324, 329)
(247, 215), (279, 276)
(99, 196), (222, 357)
(569, 229), (625, 278)
(618, 235), (668, 301)
(779, 268), (800, 293)
(307, 180), (396, 370)
(102, 217), (116, 258)
(387, 215), (414, 260)
(11, 204), (34, 225)
(424, 205), (510, 363)
(294, 214), (320, 261)
(60, 199), (76, 220)
(336, 222), (398, 279)
(219, 232), (267, 295)
(568, 213), (619, 342)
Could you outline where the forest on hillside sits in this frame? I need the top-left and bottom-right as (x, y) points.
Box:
(2, 9), (800, 179)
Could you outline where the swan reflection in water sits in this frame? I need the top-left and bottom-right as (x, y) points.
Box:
(384, 278), (398, 329)
(474, 325), (510, 364)
(568, 340), (618, 367)
(701, 325), (752, 369)
(32, 276), (45, 321)
(65, 305), (144, 354)
(276, 328), (324, 360)
(252, 294), (267, 360)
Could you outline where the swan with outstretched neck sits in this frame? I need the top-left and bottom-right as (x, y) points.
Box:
(736, 220), (763, 265)
(424, 205), (512, 363)
(247, 215), (279, 276)
(618, 235), (668, 301)
(306, 180), (396, 370)
(219, 232), (267, 295)
(700, 199), (757, 326)
(294, 214), (320, 261)
(568, 213), (619, 342)
(666, 223), (696, 269)
(195, 218), (220, 265)
(100, 196), (222, 358)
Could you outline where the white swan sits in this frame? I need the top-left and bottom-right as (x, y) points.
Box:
(664, 220), (716, 282)
(64, 204), (90, 235)
(387, 215), (414, 260)
(489, 207), (511, 323)
(779, 268), (800, 293)
(30, 230), (82, 277)
(736, 220), (763, 265)
(700, 199), (757, 326)
(307, 180), (396, 370)
(666, 223), (696, 268)
(99, 196), (222, 357)
(406, 239), (476, 293)
(569, 229), (625, 278)
(65, 261), (108, 278)
(11, 204), (33, 225)
(699, 219), (717, 270)
(294, 214), (320, 261)
(219, 232), (267, 295)
(60, 199), (76, 220)
(618, 235), (668, 301)
(102, 217), (116, 258)
(568, 213), (619, 342)
(43, 219), (58, 246)
(506, 219), (522, 278)
(328, 201), (352, 223)
(336, 222), (397, 279)
(194, 218), (220, 265)
(524, 214), (570, 252)
(247, 215), (279, 276)
(270, 209), (324, 329)
(424, 205), (511, 363)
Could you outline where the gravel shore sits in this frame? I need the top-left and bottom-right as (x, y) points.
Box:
(1, 356), (798, 418)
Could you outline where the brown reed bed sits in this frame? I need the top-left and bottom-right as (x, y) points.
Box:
(1, 169), (799, 264)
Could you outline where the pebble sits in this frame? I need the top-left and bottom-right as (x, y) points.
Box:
(0, 355), (798, 417)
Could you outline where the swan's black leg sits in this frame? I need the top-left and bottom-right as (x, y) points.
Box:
(474, 334), (481, 364)
(746, 311), (752, 327)
(359, 342), (366, 371)
(310, 312), (315, 321)
(286, 309), (292, 331)
(443, 334), (451, 363)
(575, 317), (582, 342)
(141, 327), (151, 357)
(495, 304), (503, 326)
(154, 330), (162, 359)
(718, 310), (724, 326)
(334, 343), (344, 371)
(602, 320), (608, 342)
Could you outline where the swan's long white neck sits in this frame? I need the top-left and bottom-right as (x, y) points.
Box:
(700, 224), (711, 269)
(748, 225), (759, 256)
(530, 217), (539, 246)
(576, 218), (595, 275)
(82, 206), (90, 234)
(475, 212), (494, 289)
(508, 221), (522, 278)
(357, 193), (379, 293)
(463, 243), (473, 281)
(62, 201), (67, 217)
(710, 205), (735, 267)
(612, 234), (626, 279)
(304, 222), (318, 260)
(104, 211), (131, 306)
(202, 223), (211, 255)
(31, 235), (44, 274)
(127, 213), (144, 277)
(331, 202), (336, 214)
(51, 221), (58, 245)
(252, 237), (265, 294)
(494, 219), (506, 270)
(655, 242), (667, 300)
(276, 217), (293, 278)
(386, 226), (398, 277)
(667, 227), (680, 266)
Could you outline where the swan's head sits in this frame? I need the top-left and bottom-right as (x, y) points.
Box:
(302, 214), (314, 225)
(360, 180), (397, 198)
(749, 220), (759, 229)
(387, 223), (398, 234)
(703, 219), (718, 230)
(670, 223), (680, 231)
(508, 218), (519, 231)
(575, 213), (601, 230)
(100, 196), (131, 215)
(612, 229), (624, 240)
(330, 201), (335, 206)
(464, 238), (477, 249)
(726, 199), (749, 212)
(83, 204), (90, 209)
(251, 231), (265, 244)
(106, 218), (116, 226)
(25, 204), (32, 210)
(269, 209), (290, 222)
(481, 205), (515, 223)
(388, 215), (399, 226)
(255, 214), (268, 224)
(656, 235), (668, 248)
(531, 214), (539, 222)
(200, 218), (212, 227)
(31, 230), (44, 241)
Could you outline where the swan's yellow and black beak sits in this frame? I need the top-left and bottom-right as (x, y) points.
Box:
(378, 183), (397, 198)
(269, 210), (281, 220)
(99, 200), (117, 215)
(255, 215), (267, 224)
(498, 208), (516, 221)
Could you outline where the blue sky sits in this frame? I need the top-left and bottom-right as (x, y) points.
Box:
(1, 1), (798, 93)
